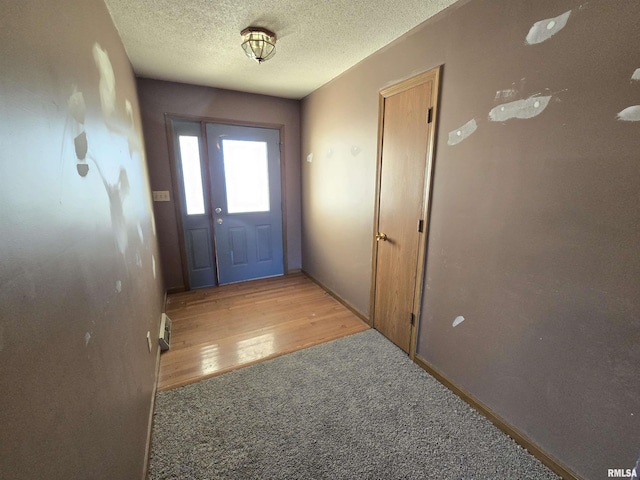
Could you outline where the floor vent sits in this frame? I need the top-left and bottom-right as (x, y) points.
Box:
(159, 313), (172, 351)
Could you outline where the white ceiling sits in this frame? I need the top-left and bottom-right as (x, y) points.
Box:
(104, 0), (458, 99)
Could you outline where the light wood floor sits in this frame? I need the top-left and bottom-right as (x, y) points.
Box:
(158, 272), (370, 391)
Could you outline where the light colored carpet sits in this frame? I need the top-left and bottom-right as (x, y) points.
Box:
(149, 329), (559, 479)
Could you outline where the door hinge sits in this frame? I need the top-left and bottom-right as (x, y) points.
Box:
(427, 107), (433, 124)
(417, 219), (424, 233)
(410, 313), (415, 325)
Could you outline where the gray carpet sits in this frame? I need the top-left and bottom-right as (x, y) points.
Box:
(149, 329), (559, 479)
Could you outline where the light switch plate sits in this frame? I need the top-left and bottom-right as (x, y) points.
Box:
(152, 190), (170, 202)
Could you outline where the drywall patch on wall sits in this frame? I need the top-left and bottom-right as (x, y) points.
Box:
(611, 68), (639, 120)
(76, 141), (131, 254)
(84, 332), (91, 346)
(488, 95), (552, 122)
(351, 145), (362, 156)
(92, 43), (143, 159)
(306, 153), (313, 163)
(106, 167), (131, 255)
(66, 44), (140, 256)
(617, 105), (640, 122)
(448, 118), (478, 145)
(152, 254), (157, 279)
(495, 78), (527, 102)
(86, 162), (130, 255)
(76, 163), (89, 177)
(74, 132), (88, 161)
(124, 99), (140, 155)
(115, 280), (122, 293)
(452, 316), (465, 327)
(526, 10), (571, 45)
(495, 89), (517, 101)
(68, 88), (86, 124)
(93, 43), (117, 122)
(67, 88), (90, 178)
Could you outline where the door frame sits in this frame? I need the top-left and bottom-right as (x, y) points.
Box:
(165, 114), (289, 291)
(369, 66), (441, 359)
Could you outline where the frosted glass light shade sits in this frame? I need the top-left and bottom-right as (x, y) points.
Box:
(241, 27), (277, 64)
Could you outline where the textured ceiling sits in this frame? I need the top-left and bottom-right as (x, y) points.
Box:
(103, 0), (458, 99)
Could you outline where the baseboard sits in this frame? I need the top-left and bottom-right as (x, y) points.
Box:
(301, 270), (371, 325)
(413, 356), (582, 480)
(143, 293), (166, 480)
(287, 268), (302, 275)
(166, 286), (186, 295)
(142, 345), (161, 480)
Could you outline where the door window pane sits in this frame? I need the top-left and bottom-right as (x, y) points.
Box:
(178, 135), (205, 215)
(222, 139), (270, 213)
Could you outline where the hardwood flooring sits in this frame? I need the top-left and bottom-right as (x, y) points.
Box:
(158, 273), (370, 391)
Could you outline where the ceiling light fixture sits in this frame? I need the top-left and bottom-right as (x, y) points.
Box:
(241, 27), (277, 64)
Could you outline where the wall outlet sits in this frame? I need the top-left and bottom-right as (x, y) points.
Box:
(152, 190), (171, 202)
(146, 331), (152, 352)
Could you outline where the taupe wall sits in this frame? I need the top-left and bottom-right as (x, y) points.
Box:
(301, 72), (380, 315)
(302, 0), (640, 478)
(136, 79), (302, 290)
(0, 1), (164, 479)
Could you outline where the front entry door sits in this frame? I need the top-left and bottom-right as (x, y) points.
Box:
(371, 68), (440, 353)
(172, 119), (217, 289)
(206, 124), (284, 285)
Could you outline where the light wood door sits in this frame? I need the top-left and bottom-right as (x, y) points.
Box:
(371, 68), (440, 353)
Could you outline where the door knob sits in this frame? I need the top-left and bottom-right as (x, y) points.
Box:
(375, 232), (388, 241)
(217, 218), (223, 224)
(215, 207), (222, 214)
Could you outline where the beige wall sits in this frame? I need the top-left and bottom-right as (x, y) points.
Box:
(302, 0), (640, 477)
(137, 79), (302, 290)
(301, 74), (381, 316)
(300, 1), (472, 316)
(0, 1), (164, 478)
